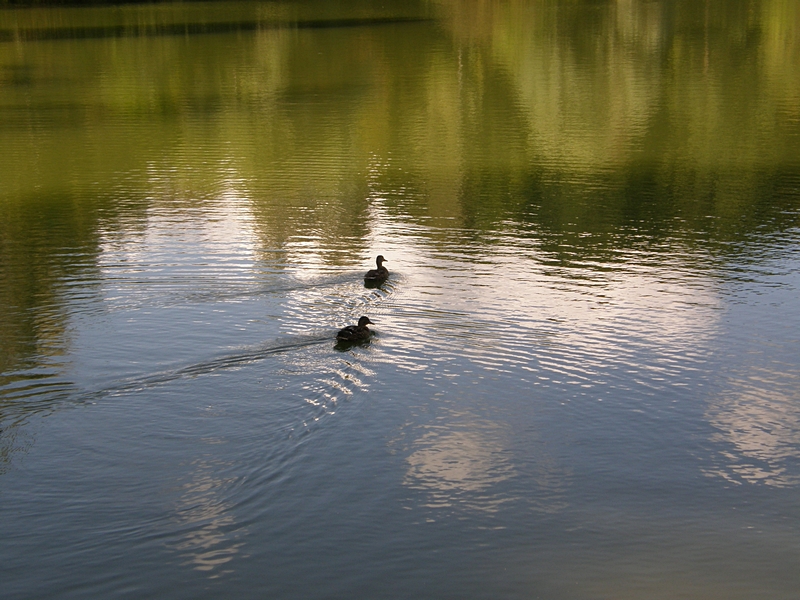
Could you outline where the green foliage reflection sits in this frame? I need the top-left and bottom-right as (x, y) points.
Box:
(1, 0), (799, 373)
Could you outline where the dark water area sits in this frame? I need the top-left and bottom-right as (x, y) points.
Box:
(1, 1), (800, 598)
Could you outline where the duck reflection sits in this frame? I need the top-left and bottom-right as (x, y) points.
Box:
(704, 368), (800, 487)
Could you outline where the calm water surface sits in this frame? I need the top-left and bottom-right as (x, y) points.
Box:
(1, 1), (800, 598)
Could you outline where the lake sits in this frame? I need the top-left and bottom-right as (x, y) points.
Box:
(1, 1), (799, 598)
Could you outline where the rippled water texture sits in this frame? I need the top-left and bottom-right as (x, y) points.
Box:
(1, 1), (800, 598)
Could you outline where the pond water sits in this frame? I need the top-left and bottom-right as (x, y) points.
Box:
(1, 1), (800, 598)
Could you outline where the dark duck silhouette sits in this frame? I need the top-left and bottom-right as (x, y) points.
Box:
(336, 316), (374, 343)
(364, 255), (389, 286)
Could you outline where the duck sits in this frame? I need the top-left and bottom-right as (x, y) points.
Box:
(336, 316), (374, 343)
(364, 255), (389, 284)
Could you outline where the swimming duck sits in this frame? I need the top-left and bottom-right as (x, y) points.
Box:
(336, 316), (374, 343)
(364, 255), (389, 284)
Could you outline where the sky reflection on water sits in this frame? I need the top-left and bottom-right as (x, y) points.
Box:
(1, 1), (800, 599)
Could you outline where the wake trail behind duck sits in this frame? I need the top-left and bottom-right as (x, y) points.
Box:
(0, 334), (332, 420)
(103, 271), (367, 312)
(101, 334), (332, 397)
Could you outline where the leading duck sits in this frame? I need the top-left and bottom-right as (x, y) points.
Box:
(336, 316), (374, 343)
(364, 255), (389, 285)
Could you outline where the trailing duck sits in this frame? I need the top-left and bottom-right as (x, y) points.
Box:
(336, 316), (374, 343)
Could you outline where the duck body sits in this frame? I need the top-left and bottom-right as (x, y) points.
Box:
(364, 255), (389, 284)
(336, 316), (374, 343)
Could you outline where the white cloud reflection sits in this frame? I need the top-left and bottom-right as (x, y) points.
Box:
(704, 367), (800, 487)
(400, 408), (571, 515)
(403, 417), (516, 514)
(171, 455), (244, 575)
